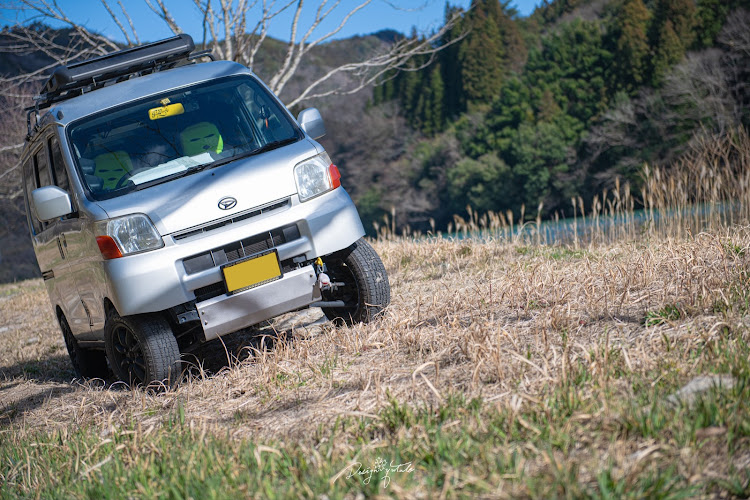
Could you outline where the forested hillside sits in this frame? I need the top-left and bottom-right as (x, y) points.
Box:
(349, 0), (750, 231)
(2, 0), (749, 281)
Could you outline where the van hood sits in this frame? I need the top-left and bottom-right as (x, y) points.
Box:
(95, 139), (320, 235)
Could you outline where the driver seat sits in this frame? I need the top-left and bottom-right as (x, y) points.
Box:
(94, 151), (133, 191)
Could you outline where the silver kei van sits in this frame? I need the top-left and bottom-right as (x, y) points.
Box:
(21, 34), (390, 387)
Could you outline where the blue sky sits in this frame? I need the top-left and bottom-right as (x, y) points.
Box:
(1, 1), (541, 44)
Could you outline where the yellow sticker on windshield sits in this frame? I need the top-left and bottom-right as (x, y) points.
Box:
(148, 103), (184, 120)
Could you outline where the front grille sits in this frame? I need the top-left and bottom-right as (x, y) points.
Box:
(182, 223), (301, 276)
(172, 198), (290, 241)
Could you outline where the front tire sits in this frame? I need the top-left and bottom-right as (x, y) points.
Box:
(105, 312), (181, 387)
(60, 314), (109, 379)
(322, 238), (390, 325)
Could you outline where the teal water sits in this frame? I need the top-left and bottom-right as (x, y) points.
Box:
(444, 201), (741, 244)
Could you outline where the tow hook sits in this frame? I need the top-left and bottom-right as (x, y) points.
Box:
(318, 272), (332, 290)
(310, 257), (347, 309)
(315, 257), (332, 291)
(315, 257), (343, 291)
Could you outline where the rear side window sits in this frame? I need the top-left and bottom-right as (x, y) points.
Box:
(25, 144), (55, 233)
(49, 137), (70, 192)
(23, 156), (42, 235)
(35, 148), (51, 189)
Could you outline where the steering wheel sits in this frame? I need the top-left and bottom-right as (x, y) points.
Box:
(115, 167), (152, 189)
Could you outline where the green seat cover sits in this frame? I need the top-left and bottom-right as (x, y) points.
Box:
(94, 151), (133, 190)
(180, 122), (224, 156)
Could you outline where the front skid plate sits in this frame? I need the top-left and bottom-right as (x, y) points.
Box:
(196, 265), (320, 340)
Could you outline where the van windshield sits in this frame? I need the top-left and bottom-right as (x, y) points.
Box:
(68, 76), (300, 200)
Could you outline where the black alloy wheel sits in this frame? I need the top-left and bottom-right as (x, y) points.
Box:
(104, 312), (181, 388)
(111, 323), (147, 384)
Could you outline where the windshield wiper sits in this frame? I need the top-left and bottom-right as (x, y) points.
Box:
(206, 137), (299, 169)
(129, 138), (300, 191)
(250, 137), (299, 155)
(129, 169), (194, 191)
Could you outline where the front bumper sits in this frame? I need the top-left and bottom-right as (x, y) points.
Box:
(103, 187), (364, 321)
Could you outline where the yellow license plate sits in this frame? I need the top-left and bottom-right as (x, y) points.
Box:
(222, 250), (282, 295)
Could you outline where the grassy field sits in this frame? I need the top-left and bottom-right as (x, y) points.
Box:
(2, 224), (750, 498)
(2, 130), (750, 498)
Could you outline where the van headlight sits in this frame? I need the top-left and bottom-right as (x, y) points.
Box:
(95, 214), (164, 259)
(294, 152), (341, 202)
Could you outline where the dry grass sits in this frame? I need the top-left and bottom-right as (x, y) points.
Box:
(3, 222), (750, 496)
(2, 127), (750, 497)
(1, 229), (744, 435)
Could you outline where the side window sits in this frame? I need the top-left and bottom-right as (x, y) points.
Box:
(34, 146), (53, 230)
(49, 137), (70, 192)
(23, 157), (42, 235)
(35, 147), (51, 188)
(238, 82), (296, 144)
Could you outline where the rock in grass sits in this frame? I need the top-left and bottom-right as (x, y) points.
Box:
(665, 375), (736, 408)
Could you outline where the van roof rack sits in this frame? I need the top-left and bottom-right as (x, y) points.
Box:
(25, 34), (214, 140)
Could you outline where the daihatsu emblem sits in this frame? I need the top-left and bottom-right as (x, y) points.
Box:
(218, 196), (237, 210)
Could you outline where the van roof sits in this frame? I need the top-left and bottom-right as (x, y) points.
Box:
(27, 60), (253, 139)
(52, 60), (251, 124)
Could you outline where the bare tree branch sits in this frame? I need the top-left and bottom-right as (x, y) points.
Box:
(143, 0), (182, 35)
(16, 0), (119, 52)
(1, 0), (460, 109)
(0, 89), (30, 211)
(118, 0), (141, 45)
(0, 162), (21, 181)
(101, 0), (134, 46)
(0, 144), (24, 154)
(243, 0), (297, 68)
(271, 0), (375, 96)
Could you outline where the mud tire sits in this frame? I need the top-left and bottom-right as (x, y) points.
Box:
(105, 312), (181, 388)
(321, 238), (390, 325)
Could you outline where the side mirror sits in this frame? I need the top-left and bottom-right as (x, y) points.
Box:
(297, 108), (326, 140)
(32, 186), (73, 221)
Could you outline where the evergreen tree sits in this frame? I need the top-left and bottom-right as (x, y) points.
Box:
(651, 19), (684, 85)
(609, 0), (651, 92)
(486, 75), (534, 152)
(507, 115), (582, 212)
(446, 153), (514, 215)
(523, 19), (612, 125)
(415, 92), (429, 132)
(537, 87), (561, 121)
(694, 0), (729, 47)
(537, 0), (582, 24)
(428, 64), (446, 133)
(399, 63), (422, 123)
(497, 1), (528, 72)
(440, 3), (466, 117)
(692, 0), (750, 47)
(459, 0), (506, 107)
(649, 0), (696, 85)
